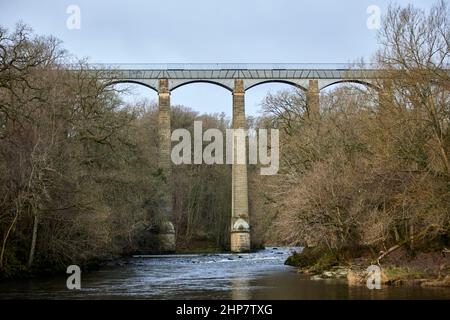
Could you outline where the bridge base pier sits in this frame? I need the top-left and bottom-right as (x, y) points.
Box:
(158, 221), (176, 252)
(157, 78), (176, 253)
(230, 79), (251, 253)
(231, 231), (250, 253)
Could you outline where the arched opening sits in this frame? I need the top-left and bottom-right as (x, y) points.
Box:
(245, 80), (307, 92)
(170, 81), (232, 117)
(107, 81), (158, 111)
(245, 81), (306, 117)
(170, 82), (232, 250)
(245, 82), (304, 248)
(84, 80), (162, 253)
(171, 80), (233, 92)
(108, 80), (158, 93)
(320, 79), (377, 91)
(320, 81), (378, 113)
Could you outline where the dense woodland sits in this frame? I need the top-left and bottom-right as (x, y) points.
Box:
(1, 2), (449, 278)
(256, 2), (450, 268)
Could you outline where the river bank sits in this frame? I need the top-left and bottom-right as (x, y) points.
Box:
(285, 246), (450, 288)
(2, 247), (450, 299)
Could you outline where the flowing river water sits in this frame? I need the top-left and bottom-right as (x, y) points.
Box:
(1, 247), (450, 299)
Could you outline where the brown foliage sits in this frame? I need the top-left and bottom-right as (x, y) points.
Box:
(251, 1), (450, 254)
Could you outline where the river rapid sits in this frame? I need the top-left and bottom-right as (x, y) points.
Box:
(1, 247), (450, 299)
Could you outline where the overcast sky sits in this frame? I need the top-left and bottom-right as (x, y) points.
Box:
(0, 0), (434, 116)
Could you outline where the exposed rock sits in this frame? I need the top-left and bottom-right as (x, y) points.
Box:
(347, 269), (366, 286)
(422, 275), (450, 287)
(402, 279), (428, 286)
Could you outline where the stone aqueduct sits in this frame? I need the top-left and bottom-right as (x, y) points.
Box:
(96, 63), (385, 253)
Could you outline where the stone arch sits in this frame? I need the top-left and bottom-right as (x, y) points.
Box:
(106, 80), (158, 92)
(245, 79), (307, 92)
(319, 79), (378, 91)
(170, 80), (233, 92)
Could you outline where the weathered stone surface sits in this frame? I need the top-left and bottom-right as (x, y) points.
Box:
(231, 79), (251, 253)
(231, 231), (250, 253)
(157, 79), (176, 252)
(158, 79), (172, 174)
(307, 79), (319, 117)
(158, 221), (176, 253)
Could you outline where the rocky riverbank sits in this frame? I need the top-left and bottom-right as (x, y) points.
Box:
(285, 246), (450, 288)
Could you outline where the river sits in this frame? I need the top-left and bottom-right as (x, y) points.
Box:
(1, 247), (450, 299)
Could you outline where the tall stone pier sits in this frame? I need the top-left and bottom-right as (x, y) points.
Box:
(230, 79), (251, 253)
(157, 78), (176, 252)
(307, 79), (320, 117)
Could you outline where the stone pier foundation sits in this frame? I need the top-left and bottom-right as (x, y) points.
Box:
(231, 79), (251, 253)
(157, 78), (176, 252)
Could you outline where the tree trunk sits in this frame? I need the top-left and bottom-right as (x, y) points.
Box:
(377, 224), (436, 264)
(0, 212), (18, 268)
(27, 211), (38, 268)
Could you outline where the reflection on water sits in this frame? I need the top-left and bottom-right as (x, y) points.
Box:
(1, 247), (450, 299)
(231, 277), (250, 300)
